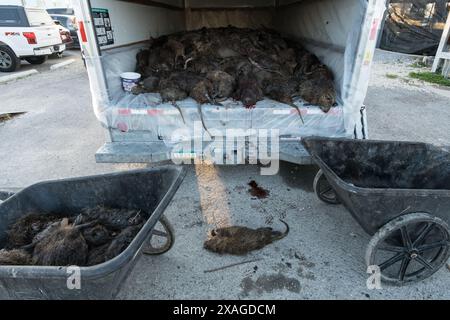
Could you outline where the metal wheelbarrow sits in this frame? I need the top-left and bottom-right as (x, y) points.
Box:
(302, 137), (450, 285)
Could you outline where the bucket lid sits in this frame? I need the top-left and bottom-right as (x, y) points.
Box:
(120, 72), (141, 80)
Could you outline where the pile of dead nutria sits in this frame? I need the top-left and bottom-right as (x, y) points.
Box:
(0, 207), (146, 267)
(133, 27), (337, 113)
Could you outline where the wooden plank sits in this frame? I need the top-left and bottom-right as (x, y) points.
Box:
(432, 9), (450, 72)
(443, 60), (450, 78)
(440, 52), (450, 59)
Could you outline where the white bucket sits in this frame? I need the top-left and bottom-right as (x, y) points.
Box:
(120, 72), (141, 92)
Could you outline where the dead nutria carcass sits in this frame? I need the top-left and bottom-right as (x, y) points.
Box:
(87, 224), (143, 266)
(32, 218), (88, 266)
(0, 207), (148, 267)
(159, 80), (188, 102)
(142, 76), (160, 92)
(263, 77), (298, 104)
(132, 76), (161, 95)
(263, 78), (304, 123)
(85, 224), (143, 265)
(159, 71), (209, 103)
(135, 49), (150, 76)
(6, 213), (62, 248)
(81, 207), (145, 230)
(133, 27), (338, 111)
(189, 56), (222, 75)
(0, 249), (32, 266)
(298, 68), (337, 113)
(204, 220), (289, 255)
(294, 51), (322, 76)
(298, 80), (336, 113)
(234, 73), (264, 108)
(190, 80), (214, 104)
(206, 70), (236, 102)
(164, 39), (185, 64)
(104, 224), (143, 260)
(82, 224), (112, 247)
(86, 243), (109, 266)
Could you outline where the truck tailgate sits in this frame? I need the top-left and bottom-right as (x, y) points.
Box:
(25, 8), (61, 47)
(33, 25), (61, 47)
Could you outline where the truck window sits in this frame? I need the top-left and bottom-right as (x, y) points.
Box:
(46, 8), (75, 15)
(0, 8), (22, 26)
(25, 8), (54, 27)
(51, 15), (69, 28)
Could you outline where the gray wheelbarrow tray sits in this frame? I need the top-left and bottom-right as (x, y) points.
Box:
(302, 137), (450, 235)
(0, 166), (185, 299)
(302, 137), (450, 284)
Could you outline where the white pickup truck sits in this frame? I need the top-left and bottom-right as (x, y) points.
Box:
(0, 5), (65, 72)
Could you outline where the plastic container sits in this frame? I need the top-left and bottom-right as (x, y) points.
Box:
(0, 166), (185, 300)
(120, 72), (141, 92)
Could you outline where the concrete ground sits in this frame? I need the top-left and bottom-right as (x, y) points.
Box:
(0, 49), (449, 300)
(0, 49), (80, 81)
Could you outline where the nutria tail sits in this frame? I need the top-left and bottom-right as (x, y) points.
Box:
(273, 219), (289, 241)
(288, 103), (304, 124)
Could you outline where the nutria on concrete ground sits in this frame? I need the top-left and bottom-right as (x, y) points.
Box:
(204, 220), (290, 255)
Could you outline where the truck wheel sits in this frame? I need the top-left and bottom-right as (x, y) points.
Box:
(25, 56), (47, 65)
(0, 46), (20, 72)
(366, 212), (450, 285)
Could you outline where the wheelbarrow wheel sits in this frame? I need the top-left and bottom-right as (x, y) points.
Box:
(313, 170), (341, 205)
(366, 212), (450, 285)
(142, 215), (175, 255)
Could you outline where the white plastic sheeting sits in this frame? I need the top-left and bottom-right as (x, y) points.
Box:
(85, 0), (385, 145)
(98, 45), (346, 145)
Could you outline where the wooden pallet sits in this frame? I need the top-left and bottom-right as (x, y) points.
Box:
(432, 9), (450, 77)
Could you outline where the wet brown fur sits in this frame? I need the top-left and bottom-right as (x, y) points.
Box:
(133, 27), (337, 111)
(204, 220), (289, 255)
(1, 207), (146, 267)
(6, 213), (62, 248)
(32, 218), (88, 266)
(0, 249), (32, 266)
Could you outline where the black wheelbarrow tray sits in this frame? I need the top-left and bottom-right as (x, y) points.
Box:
(302, 137), (450, 285)
(0, 166), (185, 299)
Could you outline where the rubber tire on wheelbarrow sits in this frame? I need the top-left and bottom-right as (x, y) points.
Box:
(366, 213), (450, 286)
(313, 170), (341, 205)
(142, 215), (175, 255)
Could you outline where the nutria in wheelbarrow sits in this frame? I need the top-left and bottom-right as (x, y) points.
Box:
(133, 27), (337, 113)
(0, 249), (32, 265)
(0, 206), (147, 267)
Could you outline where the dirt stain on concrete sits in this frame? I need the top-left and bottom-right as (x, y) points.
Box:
(248, 181), (270, 199)
(297, 266), (316, 280)
(295, 252), (316, 268)
(241, 273), (301, 296)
